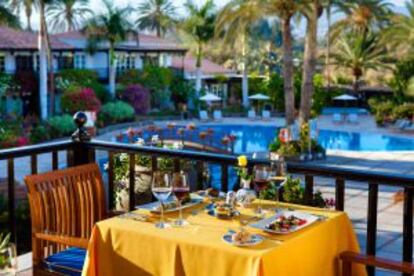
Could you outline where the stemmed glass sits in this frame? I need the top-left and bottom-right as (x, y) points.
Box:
(152, 171), (172, 229)
(254, 166), (270, 217)
(172, 171), (190, 226)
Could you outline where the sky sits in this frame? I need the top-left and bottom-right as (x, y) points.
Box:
(18, 0), (409, 33)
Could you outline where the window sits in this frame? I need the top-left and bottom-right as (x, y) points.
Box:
(0, 55), (5, 72)
(116, 54), (135, 73)
(15, 55), (34, 72)
(57, 55), (74, 70)
(74, 54), (86, 69)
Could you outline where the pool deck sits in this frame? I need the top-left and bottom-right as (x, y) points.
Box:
(2, 115), (414, 275)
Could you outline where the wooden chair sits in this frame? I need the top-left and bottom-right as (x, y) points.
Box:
(340, 251), (414, 275)
(25, 163), (107, 275)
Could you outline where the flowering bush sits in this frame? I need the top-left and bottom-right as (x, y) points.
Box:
(118, 84), (150, 115)
(61, 87), (101, 114)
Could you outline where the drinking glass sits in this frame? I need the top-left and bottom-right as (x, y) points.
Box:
(172, 171), (190, 226)
(152, 171), (172, 229)
(254, 166), (270, 217)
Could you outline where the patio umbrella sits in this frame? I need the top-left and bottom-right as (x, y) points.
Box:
(249, 93), (270, 114)
(200, 93), (222, 102)
(333, 94), (358, 108)
(333, 94), (358, 101)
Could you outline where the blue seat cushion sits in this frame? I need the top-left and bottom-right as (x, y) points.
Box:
(43, 247), (86, 276)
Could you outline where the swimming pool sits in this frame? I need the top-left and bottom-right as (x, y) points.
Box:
(195, 124), (414, 152)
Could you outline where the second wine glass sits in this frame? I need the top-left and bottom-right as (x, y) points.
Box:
(152, 171), (172, 229)
(172, 171), (190, 226)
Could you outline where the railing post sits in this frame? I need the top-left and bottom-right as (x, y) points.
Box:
(366, 182), (378, 276)
(221, 164), (229, 192)
(7, 158), (15, 243)
(129, 154), (136, 211)
(196, 161), (204, 190)
(304, 175), (314, 205)
(402, 187), (413, 276)
(335, 178), (345, 211)
(71, 112), (92, 166)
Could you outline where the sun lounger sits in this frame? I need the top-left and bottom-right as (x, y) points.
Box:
(199, 110), (209, 121)
(262, 110), (271, 120)
(248, 110), (257, 120)
(213, 110), (223, 121)
(403, 123), (414, 131)
(393, 119), (411, 130)
(333, 113), (342, 124)
(348, 113), (358, 124)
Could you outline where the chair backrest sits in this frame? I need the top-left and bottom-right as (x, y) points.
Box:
(25, 163), (106, 239)
(213, 110), (222, 120)
(262, 110), (270, 118)
(348, 113), (358, 122)
(333, 113), (341, 122)
(199, 110), (208, 120)
(248, 110), (256, 119)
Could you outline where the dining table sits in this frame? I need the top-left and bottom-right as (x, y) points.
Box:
(82, 198), (366, 276)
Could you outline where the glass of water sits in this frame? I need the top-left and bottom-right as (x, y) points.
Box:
(152, 171), (172, 229)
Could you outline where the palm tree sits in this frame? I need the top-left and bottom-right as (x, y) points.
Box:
(331, 0), (392, 38)
(9, 0), (33, 30)
(216, 0), (262, 108)
(331, 32), (389, 95)
(182, 0), (216, 97)
(383, 0), (414, 59)
(264, 0), (300, 125)
(46, 0), (92, 32)
(84, 0), (131, 97)
(136, 0), (176, 38)
(299, 0), (323, 123)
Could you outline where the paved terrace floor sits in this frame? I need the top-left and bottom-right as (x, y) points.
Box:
(2, 115), (413, 275)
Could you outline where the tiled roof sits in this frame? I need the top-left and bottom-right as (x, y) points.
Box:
(0, 26), (74, 50)
(53, 31), (186, 51)
(171, 55), (236, 76)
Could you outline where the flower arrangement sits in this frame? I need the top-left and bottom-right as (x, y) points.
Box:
(186, 123), (196, 130)
(236, 155), (251, 181)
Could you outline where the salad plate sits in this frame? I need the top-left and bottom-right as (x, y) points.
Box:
(250, 211), (319, 234)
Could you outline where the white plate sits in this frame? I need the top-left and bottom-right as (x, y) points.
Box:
(222, 233), (264, 247)
(137, 194), (203, 214)
(250, 210), (319, 234)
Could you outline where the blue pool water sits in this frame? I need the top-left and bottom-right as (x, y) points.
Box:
(195, 125), (414, 153)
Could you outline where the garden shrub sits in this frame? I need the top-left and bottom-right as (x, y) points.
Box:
(48, 115), (76, 138)
(118, 69), (141, 86)
(170, 75), (195, 108)
(57, 69), (111, 103)
(61, 87), (101, 114)
(392, 103), (414, 120)
(119, 84), (150, 115)
(99, 101), (135, 125)
(30, 125), (50, 144)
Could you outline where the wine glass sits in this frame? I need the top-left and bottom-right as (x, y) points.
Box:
(172, 171), (190, 226)
(254, 166), (270, 217)
(152, 171), (172, 229)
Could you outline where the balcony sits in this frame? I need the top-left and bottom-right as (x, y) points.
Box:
(0, 119), (413, 275)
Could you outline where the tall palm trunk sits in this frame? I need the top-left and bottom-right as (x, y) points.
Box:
(42, 14), (55, 115)
(326, 0), (331, 91)
(25, 6), (32, 31)
(300, 3), (318, 124)
(281, 18), (295, 125)
(195, 42), (203, 97)
(38, 1), (48, 119)
(241, 34), (249, 108)
(108, 46), (116, 97)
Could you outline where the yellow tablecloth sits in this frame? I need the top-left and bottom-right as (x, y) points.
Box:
(82, 200), (366, 276)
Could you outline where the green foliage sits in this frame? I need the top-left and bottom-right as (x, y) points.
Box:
(61, 87), (102, 114)
(170, 75), (195, 107)
(392, 103), (414, 120)
(98, 101), (135, 126)
(0, 73), (14, 98)
(389, 58), (414, 102)
(48, 115), (76, 138)
(267, 73), (284, 111)
(30, 125), (50, 144)
(56, 69), (111, 103)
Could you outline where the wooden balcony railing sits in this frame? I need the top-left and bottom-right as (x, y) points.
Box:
(0, 116), (413, 275)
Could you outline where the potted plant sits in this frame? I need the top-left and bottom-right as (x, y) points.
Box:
(0, 233), (17, 274)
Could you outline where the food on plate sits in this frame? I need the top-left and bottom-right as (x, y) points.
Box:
(265, 215), (307, 232)
(206, 188), (220, 198)
(231, 231), (252, 244)
(214, 202), (233, 218)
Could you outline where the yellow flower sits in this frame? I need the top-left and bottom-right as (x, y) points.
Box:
(238, 155), (248, 167)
